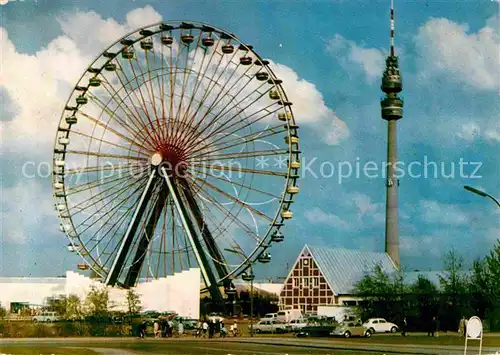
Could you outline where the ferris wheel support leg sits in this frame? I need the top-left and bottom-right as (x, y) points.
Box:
(178, 178), (230, 285)
(124, 184), (170, 287)
(161, 167), (224, 304)
(105, 169), (157, 286)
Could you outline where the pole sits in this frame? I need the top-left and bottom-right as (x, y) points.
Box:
(464, 186), (500, 209)
(250, 273), (254, 337)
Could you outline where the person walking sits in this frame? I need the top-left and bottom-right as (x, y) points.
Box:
(202, 320), (209, 338)
(428, 317), (437, 337)
(401, 317), (407, 336)
(459, 317), (465, 337)
(154, 320), (161, 338)
(139, 320), (147, 338)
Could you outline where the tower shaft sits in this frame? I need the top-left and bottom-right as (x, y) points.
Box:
(385, 120), (400, 267)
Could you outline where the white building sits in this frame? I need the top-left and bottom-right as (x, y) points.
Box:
(0, 269), (200, 319)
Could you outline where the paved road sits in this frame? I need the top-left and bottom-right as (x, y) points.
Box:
(1, 337), (499, 355)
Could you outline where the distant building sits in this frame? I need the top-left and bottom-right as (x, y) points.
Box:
(279, 245), (397, 314)
(0, 269), (200, 319)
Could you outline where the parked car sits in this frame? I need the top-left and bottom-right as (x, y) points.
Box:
(363, 318), (398, 333)
(251, 319), (287, 333)
(286, 318), (309, 332)
(331, 321), (372, 338)
(295, 324), (335, 337)
(32, 312), (60, 322)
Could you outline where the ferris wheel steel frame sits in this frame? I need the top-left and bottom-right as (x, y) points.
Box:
(52, 21), (301, 303)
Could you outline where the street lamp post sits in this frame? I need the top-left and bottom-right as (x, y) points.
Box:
(464, 186), (500, 209)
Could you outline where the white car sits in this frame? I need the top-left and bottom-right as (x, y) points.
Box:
(363, 318), (398, 333)
(260, 313), (278, 321)
(251, 320), (287, 333)
(286, 318), (309, 332)
(32, 311), (60, 323)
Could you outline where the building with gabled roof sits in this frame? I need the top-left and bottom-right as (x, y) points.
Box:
(279, 245), (397, 314)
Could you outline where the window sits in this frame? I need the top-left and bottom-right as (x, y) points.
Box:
(373, 320), (379, 324)
(313, 277), (319, 287)
(379, 319), (386, 323)
(293, 278), (299, 287)
(304, 278), (309, 287)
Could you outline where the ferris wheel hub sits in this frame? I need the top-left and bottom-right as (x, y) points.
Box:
(151, 153), (163, 166)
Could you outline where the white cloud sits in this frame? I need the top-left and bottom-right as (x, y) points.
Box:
(349, 192), (384, 219)
(304, 207), (350, 230)
(1, 180), (56, 244)
(419, 200), (469, 226)
(326, 34), (385, 82)
(456, 122), (481, 142)
(414, 16), (500, 91)
(485, 123), (500, 143)
(400, 235), (441, 257)
(268, 61), (350, 145)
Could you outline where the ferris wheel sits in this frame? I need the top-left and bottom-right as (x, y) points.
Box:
(52, 21), (300, 302)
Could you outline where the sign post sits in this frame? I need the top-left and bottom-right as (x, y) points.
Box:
(464, 316), (483, 355)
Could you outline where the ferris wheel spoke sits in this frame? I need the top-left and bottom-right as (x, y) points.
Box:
(65, 150), (148, 162)
(69, 173), (146, 217)
(191, 148), (288, 163)
(66, 169), (146, 208)
(84, 88), (153, 146)
(124, 183), (169, 287)
(189, 124), (285, 158)
(72, 177), (148, 233)
(185, 177), (260, 242)
(78, 111), (153, 153)
(70, 130), (146, 157)
(64, 162), (144, 176)
(91, 77), (153, 144)
(126, 57), (163, 145)
(177, 36), (222, 132)
(183, 92), (276, 154)
(188, 174), (272, 222)
(185, 107), (282, 156)
(83, 201), (135, 264)
(173, 33), (203, 127)
(110, 67), (165, 144)
(180, 60), (258, 147)
(189, 163), (288, 177)
(179, 41), (237, 136)
(188, 166), (282, 200)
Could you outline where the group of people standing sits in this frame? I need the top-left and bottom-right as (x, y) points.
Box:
(196, 319), (239, 338)
(138, 318), (181, 338)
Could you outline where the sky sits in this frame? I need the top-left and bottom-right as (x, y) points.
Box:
(0, 0), (499, 279)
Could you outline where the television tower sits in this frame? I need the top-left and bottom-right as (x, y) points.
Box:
(381, 0), (403, 268)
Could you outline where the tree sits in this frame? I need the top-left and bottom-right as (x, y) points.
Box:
(66, 294), (83, 321)
(354, 265), (406, 322)
(0, 305), (7, 320)
(439, 249), (470, 330)
(84, 286), (110, 320)
(126, 289), (142, 315)
(409, 275), (439, 330)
